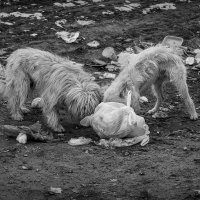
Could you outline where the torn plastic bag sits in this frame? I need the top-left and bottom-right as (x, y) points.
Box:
(80, 91), (150, 146)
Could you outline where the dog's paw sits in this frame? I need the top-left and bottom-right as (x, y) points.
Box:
(11, 113), (23, 121)
(54, 124), (65, 132)
(190, 113), (198, 120)
(20, 107), (30, 114)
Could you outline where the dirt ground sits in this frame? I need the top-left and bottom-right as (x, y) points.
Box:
(0, 0), (200, 199)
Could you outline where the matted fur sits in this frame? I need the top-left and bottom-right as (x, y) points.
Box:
(4, 48), (102, 131)
(104, 46), (198, 120)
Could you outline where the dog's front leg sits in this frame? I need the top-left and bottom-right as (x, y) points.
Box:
(148, 83), (164, 114)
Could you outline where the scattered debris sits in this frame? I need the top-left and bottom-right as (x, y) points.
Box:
(143, 3), (176, 14)
(55, 19), (67, 28)
(87, 40), (100, 47)
(68, 137), (92, 146)
(185, 57), (195, 65)
(54, 2), (75, 7)
(56, 31), (80, 43)
(102, 10), (114, 15)
(77, 20), (95, 26)
(0, 21), (14, 25)
(76, 0), (88, 5)
(103, 72), (116, 79)
(105, 64), (118, 72)
(152, 111), (169, 119)
(92, 0), (102, 2)
(0, 12), (44, 20)
(97, 136), (149, 148)
(115, 3), (140, 12)
(0, 121), (54, 143)
(49, 187), (62, 194)
(16, 133), (27, 144)
(140, 96), (148, 103)
(162, 35), (183, 48)
(92, 59), (107, 66)
(30, 33), (38, 37)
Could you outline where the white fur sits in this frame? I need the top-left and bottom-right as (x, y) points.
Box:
(104, 46), (198, 120)
(4, 48), (102, 131)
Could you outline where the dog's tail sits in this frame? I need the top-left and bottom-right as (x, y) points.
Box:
(64, 76), (103, 121)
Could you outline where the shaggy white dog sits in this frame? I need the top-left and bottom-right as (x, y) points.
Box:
(104, 46), (198, 120)
(4, 48), (102, 132)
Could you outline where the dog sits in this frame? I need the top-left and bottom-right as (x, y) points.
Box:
(4, 48), (102, 132)
(103, 46), (198, 120)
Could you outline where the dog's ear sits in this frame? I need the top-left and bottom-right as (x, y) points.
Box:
(80, 116), (92, 127)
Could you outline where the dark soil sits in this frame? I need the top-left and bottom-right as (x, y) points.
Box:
(0, 0), (200, 199)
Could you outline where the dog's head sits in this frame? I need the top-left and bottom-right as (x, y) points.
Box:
(65, 80), (103, 122)
(103, 82), (141, 113)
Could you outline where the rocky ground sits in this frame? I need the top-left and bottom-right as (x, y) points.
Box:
(0, 0), (200, 199)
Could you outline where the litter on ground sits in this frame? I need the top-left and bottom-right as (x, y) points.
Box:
(56, 31), (80, 43)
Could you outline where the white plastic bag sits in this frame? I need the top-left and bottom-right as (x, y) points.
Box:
(80, 91), (150, 146)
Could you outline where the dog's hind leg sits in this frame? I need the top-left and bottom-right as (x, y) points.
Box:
(169, 64), (198, 120)
(6, 72), (30, 120)
(148, 78), (164, 114)
(174, 78), (198, 120)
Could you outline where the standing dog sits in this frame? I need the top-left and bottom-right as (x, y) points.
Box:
(4, 48), (102, 132)
(103, 46), (198, 120)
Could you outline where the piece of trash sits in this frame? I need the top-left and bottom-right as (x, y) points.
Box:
(68, 137), (92, 146)
(152, 111), (168, 118)
(140, 96), (148, 103)
(54, 2), (75, 7)
(0, 121), (54, 143)
(80, 91), (150, 146)
(50, 187), (62, 194)
(0, 12), (44, 20)
(76, 0), (88, 5)
(97, 136), (149, 148)
(93, 0), (102, 2)
(102, 47), (118, 61)
(102, 10), (114, 15)
(162, 35), (183, 48)
(103, 72), (116, 79)
(56, 31), (80, 43)
(143, 3), (176, 14)
(105, 65), (118, 72)
(22, 165), (33, 170)
(16, 133), (27, 144)
(77, 20), (95, 26)
(87, 40), (100, 47)
(0, 21), (13, 25)
(115, 3), (140, 12)
(31, 97), (44, 108)
(30, 33), (38, 37)
(183, 146), (188, 151)
(55, 19), (67, 28)
(93, 59), (107, 66)
(185, 57), (195, 65)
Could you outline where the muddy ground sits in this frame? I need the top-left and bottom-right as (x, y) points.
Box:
(0, 0), (200, 199)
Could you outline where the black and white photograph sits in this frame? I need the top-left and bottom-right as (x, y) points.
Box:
(0, 0), (200, 199)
